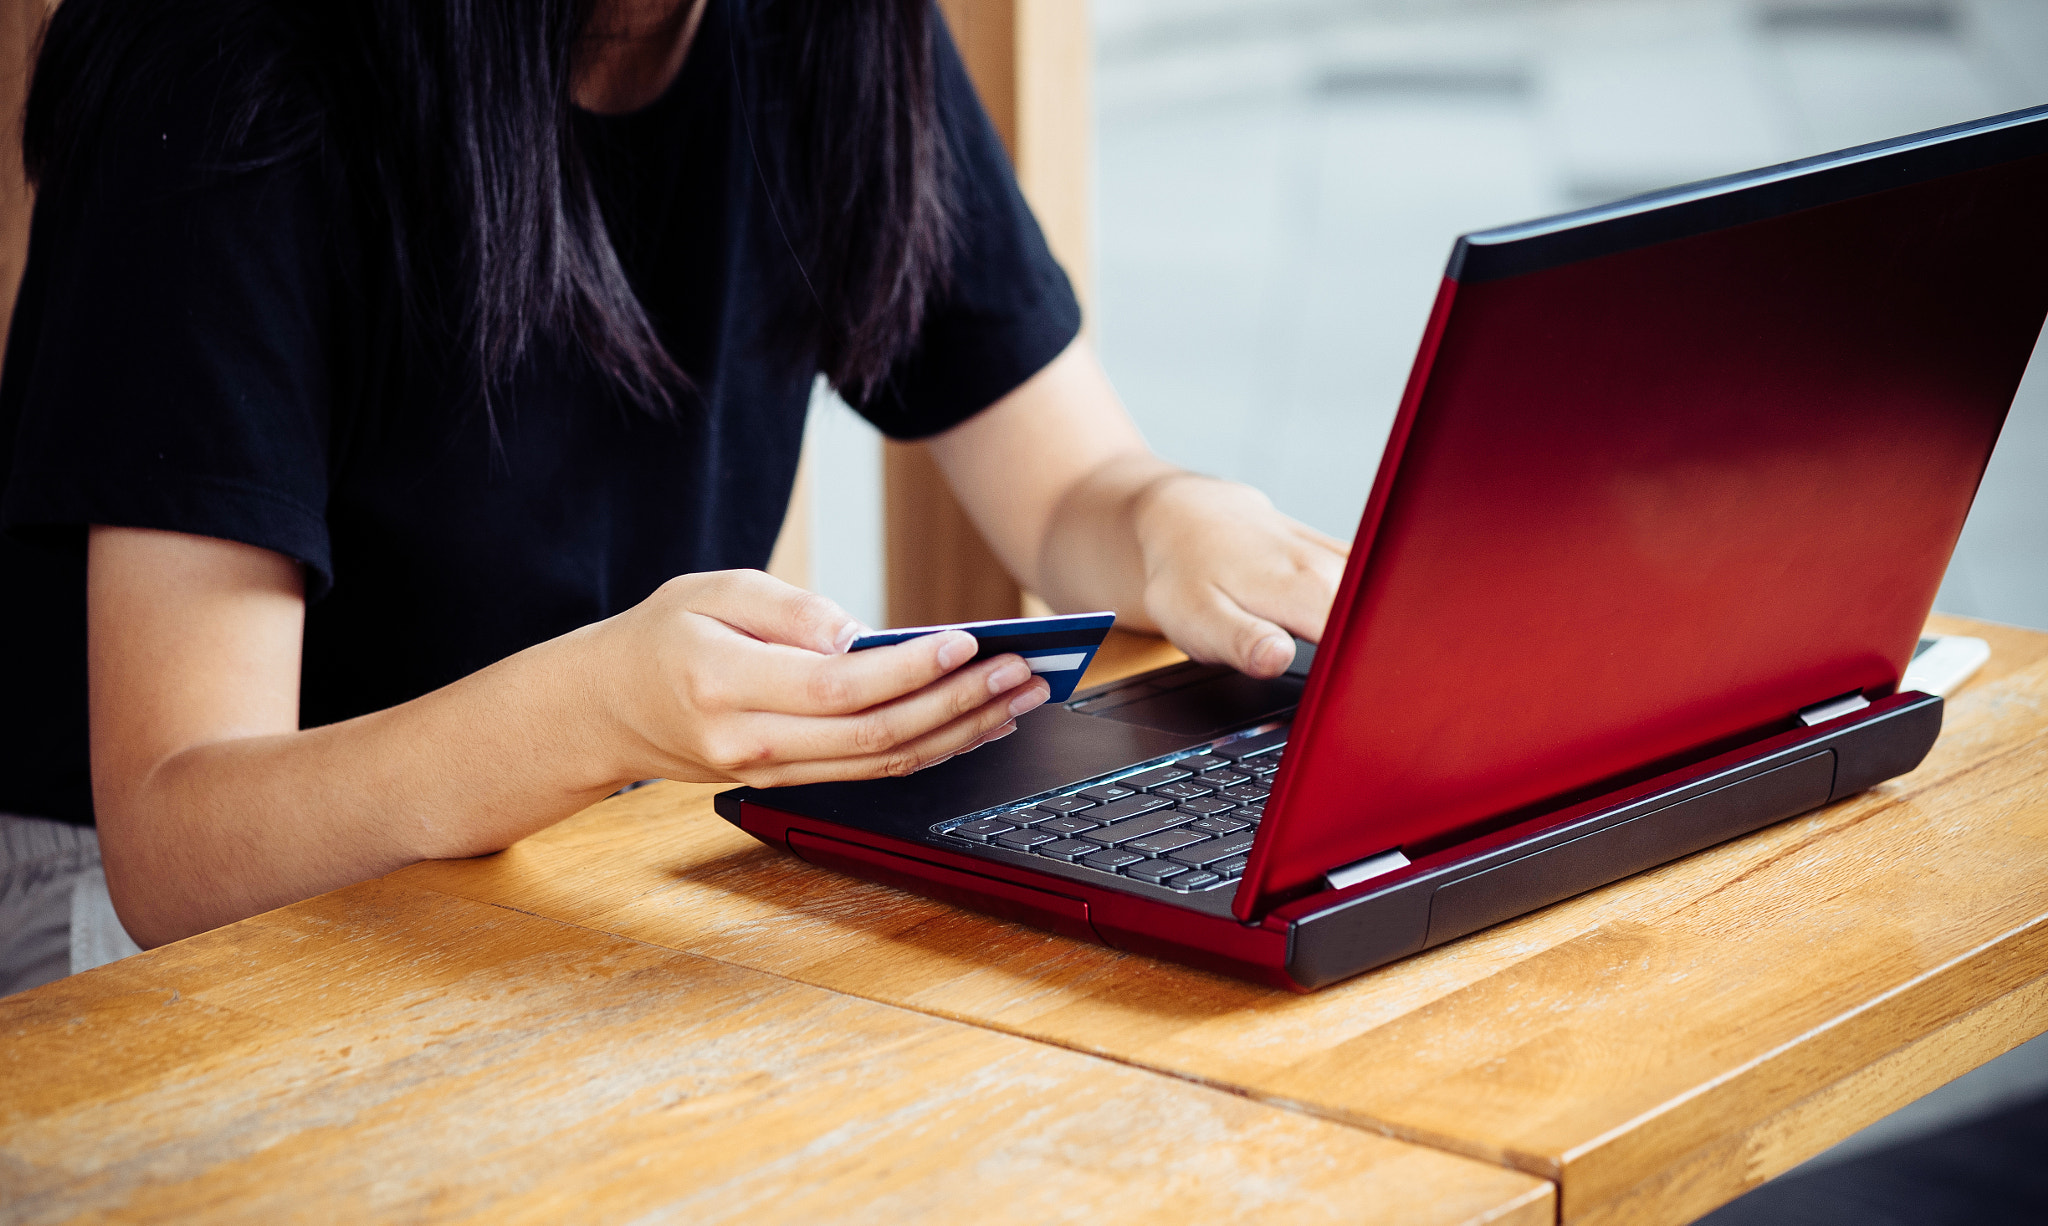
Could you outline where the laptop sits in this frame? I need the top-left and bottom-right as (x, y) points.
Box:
(718, 104), (2048, 990)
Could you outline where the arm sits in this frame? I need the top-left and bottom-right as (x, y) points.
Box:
(89, 528), (1046, 947)
(926, 339), (1350, 678)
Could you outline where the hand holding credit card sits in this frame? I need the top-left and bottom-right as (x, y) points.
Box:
(849, 612), (1116, 703)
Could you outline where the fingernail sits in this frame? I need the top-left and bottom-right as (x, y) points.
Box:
(987, 659), (1030, 695)
(935, 631), (976, 670)
(985, 721), (1018, 742)
(1257, 635), (1293, 673)
(831, 621), (862, 653)
(920, 753), (956, 771)
(1008, 684), (1048, 718)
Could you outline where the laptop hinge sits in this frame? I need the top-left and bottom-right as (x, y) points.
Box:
(1324, 847), (1411, 891)
(1798, 691), (1872, 727)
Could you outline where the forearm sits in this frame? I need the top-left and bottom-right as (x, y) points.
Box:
(925, 338), (1160, 611)
(932, 342), (1349, 675)
(1030, 450), (1183, 630)
(98, 623), (634, 947)
(90, 528), (1036, 949)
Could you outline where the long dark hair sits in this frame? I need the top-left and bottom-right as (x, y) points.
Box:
(22, 0), (956, 412)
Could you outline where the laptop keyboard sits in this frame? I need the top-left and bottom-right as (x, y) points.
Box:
(933, 730), (1288, 894)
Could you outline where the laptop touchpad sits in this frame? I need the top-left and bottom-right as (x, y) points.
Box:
(1070, 663), (1304, 737)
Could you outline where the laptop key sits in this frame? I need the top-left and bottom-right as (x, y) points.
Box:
(1035, 837), (1106, 862)
(1088, 794), (1175, 824)
(1151, 780), (1214, 802)
(995, 829), (1059, 851)
(1220, 784), (1269, 803)
(1124, 829), (1208, 856)
(1091, 808), (1197, 845)
(952, 818), (1017, 842)
(1124, 860), (1189, 884)
(1223, 732), (1288, 761)
(1121, 765), (1192, 790)
(1176, 797), (1238, 818)
(1173, 754), (1234, 774)
(1187, 815), (1249, 835)
(1077, 783), (1137, 803)
(1193, 769), (1249, 788)
(1211, 854), (1249, 876)
(1081, 847), (1145, 872)
(1165, 870), (1224, 892)
(1179, 830), (1253, 867)
(1034, 795), (1098, 815)
(1035, 815), (1102, 836)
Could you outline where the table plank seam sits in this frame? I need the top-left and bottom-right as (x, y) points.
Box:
(394, 876), (1572, 1218)
(4, 878), (1563, 1226)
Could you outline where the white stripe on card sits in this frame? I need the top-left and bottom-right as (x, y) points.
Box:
(1024, 652), (1088, 674)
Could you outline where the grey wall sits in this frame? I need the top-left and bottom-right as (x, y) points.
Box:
(1096, 0), (2048, 630)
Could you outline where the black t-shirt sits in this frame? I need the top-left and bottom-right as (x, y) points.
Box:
(0, 3), (1081, 825)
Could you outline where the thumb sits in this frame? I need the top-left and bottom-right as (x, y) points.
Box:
(690, 570), (864, 655)
(1174, 586), (1298, 679)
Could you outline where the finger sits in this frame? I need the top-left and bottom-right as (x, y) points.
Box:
(754, 665), (1051, 764)
(671, 567), (1001, 714)
(954, 719), (1020, 757)
(728, 685), (1040, 787)
(1160, 582), (1298, 679)
(1222, 536), (1348, 646)
(702, 626), (993, 718)
(680, 570), (862, 655)
(1291, 519), (1352, 558)
(922, 717), (1020, 772)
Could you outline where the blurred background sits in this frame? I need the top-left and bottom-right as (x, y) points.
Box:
(811, 0), (2048, 633)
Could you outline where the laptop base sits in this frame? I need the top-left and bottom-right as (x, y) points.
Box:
(725, 690), (1940, 991)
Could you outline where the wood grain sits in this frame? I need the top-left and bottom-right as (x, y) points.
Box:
(1923, 610), (2048, 686)
(0, 0), (47, 356)
(0, 878), (1551, 1225)
(937, 0), (1092, 307)
(884, 438), (1020, 626)
(1080, 626), (1187, 684)
(393, 616), (2048, 1224)
(764, 420), (813, 590)
(887, 0), (1094, 627)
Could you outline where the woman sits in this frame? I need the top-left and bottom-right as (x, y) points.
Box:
(0, 0), (1346, 992)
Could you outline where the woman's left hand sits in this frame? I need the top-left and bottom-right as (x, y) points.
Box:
(1126, 470), (1349, 678)
(926, 339), (1351, 679)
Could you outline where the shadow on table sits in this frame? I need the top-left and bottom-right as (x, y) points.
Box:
(656, 840), (1302, 1018)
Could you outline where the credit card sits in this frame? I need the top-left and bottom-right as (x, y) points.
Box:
(848, 611), (1116, 702)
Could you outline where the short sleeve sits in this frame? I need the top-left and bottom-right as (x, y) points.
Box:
(0, 69), (338, 593)
(847, 11), (1085, 439)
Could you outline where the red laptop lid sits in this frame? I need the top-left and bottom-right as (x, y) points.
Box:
(1237, 107), (2048, 920)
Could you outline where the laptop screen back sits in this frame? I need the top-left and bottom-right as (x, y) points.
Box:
(1237, 106), (2048, 919)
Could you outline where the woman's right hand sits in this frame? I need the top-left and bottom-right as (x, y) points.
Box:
(594, 569), (1050, 789)
(87, 533), (1032, 946)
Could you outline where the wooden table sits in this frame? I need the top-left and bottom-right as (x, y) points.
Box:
(1, 876), (1549, 1224)
(8, 616), (2044, 1223)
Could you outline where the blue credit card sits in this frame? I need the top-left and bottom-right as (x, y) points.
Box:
(848, 611), (1117, 703)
